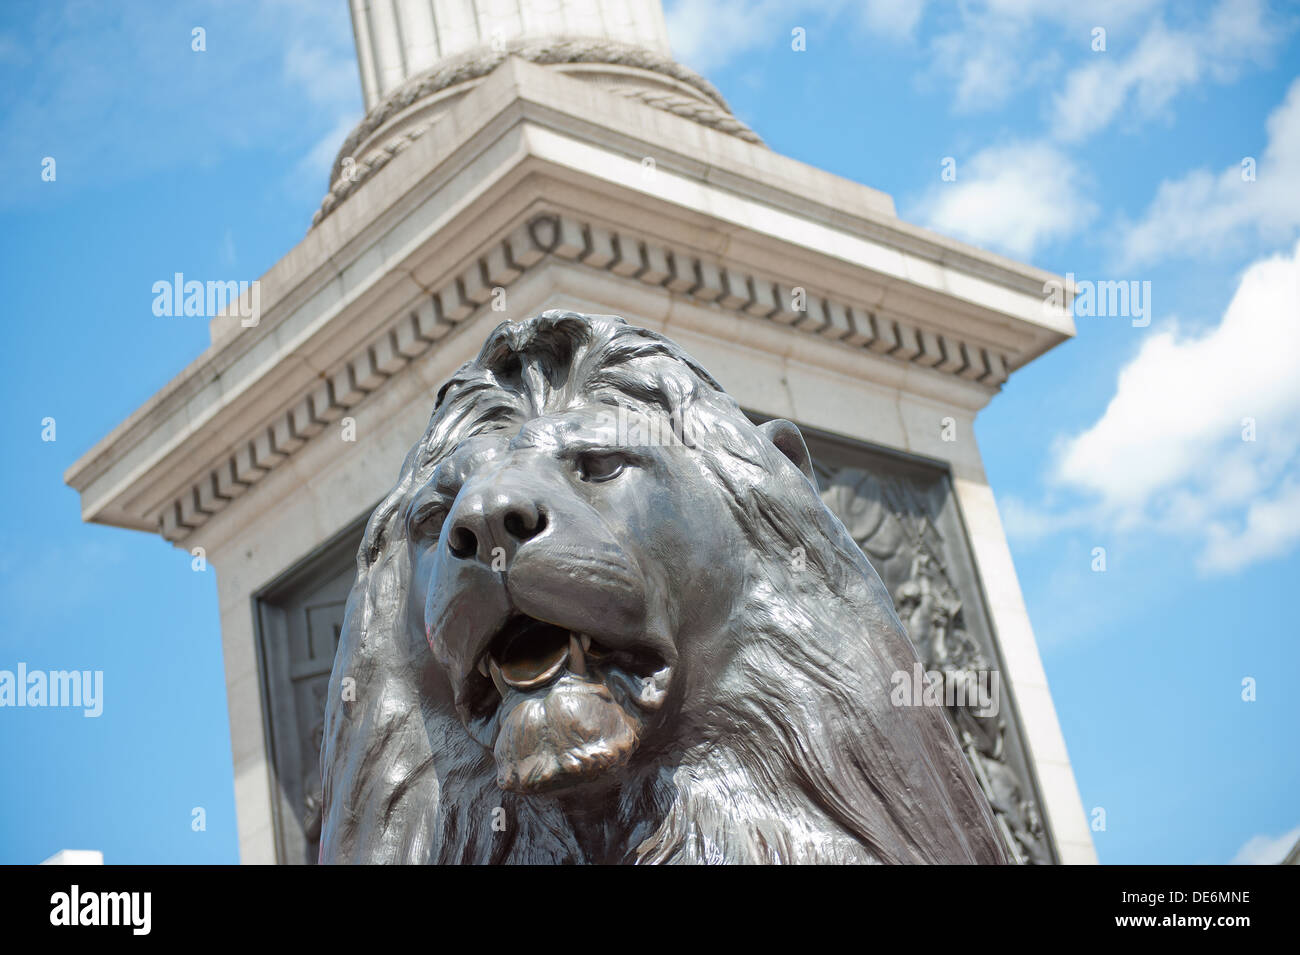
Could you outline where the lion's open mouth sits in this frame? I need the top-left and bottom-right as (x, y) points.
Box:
(462, 613), (670, 721)
(486, 617), (580, 691)
(454, 613), (673, 793)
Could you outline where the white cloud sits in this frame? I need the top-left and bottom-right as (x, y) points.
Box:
(1050, 25), (1195, 140)
(1231, 825), (1300, 864)
(284, 34), (360, 109)
(288, 111), (363, 201)
(912, 142), (1097, 259)
(0, 0), (361, 208)
(928, 15), (1053, 113)
(860, 0), (927, 39)
(666, 0), (1280, 143)
(1118, 77), (1300, 268)
(1051, 0), (1276, 143)
(925, 0), (1161, 113)
(1202, 478), (1300, 574)
(663, 0), (923, 76)
(665, 0), (808, 75)
(1052, 239), (1300, 574)
(997, 494), (1091, 544)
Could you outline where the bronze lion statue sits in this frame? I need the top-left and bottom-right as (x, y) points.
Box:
(319, 310), (1006, 864)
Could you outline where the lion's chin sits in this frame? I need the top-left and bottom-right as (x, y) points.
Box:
(493, 676), (641, 794)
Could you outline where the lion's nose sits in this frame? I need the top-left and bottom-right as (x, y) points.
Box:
(445, 486), (547, 566)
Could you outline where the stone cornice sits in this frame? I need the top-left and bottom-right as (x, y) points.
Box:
(66, 56), (1072, 546)
(151, 209), (1017, 544)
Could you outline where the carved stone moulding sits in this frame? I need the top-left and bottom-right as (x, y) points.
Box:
(811, 449), (1054, 864)
(157, 211), (1012, 544)
(312, 37), (763, 227)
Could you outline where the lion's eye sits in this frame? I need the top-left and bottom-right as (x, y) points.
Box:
(408, 502), (447, 540)
(576, 451), (627, 483)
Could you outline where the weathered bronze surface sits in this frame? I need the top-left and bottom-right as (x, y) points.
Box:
(319, 310), (1007, 864)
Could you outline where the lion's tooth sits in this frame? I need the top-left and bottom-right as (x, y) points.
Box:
(580, 633), (591, 651)
(639, 677), (668, 708)
(568, 633), (587, 676)
(476, 656), (490, 678)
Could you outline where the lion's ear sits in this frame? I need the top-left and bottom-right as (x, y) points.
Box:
(759, 419), (817, 489)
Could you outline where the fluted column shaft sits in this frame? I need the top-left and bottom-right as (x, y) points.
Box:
(349, 0), (672, 110)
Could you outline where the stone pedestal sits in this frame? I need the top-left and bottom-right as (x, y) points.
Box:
(66, 31), (1093, 865)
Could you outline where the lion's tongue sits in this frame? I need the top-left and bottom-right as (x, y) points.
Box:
(489, 624), (586, 692)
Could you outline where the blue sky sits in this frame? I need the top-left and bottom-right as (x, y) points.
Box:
(0, 0), (1296, 865)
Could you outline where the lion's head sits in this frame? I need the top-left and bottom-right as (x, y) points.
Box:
(320, 310), (1007, 864)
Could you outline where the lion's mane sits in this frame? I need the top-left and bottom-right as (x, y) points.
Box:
(319, 310), (1006, 864)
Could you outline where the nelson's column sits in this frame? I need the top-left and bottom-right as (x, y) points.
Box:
(65, 0), (1095, 865)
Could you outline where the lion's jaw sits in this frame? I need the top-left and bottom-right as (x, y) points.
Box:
(477, 617), (675, 795)
(427, 541), (687, 796)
